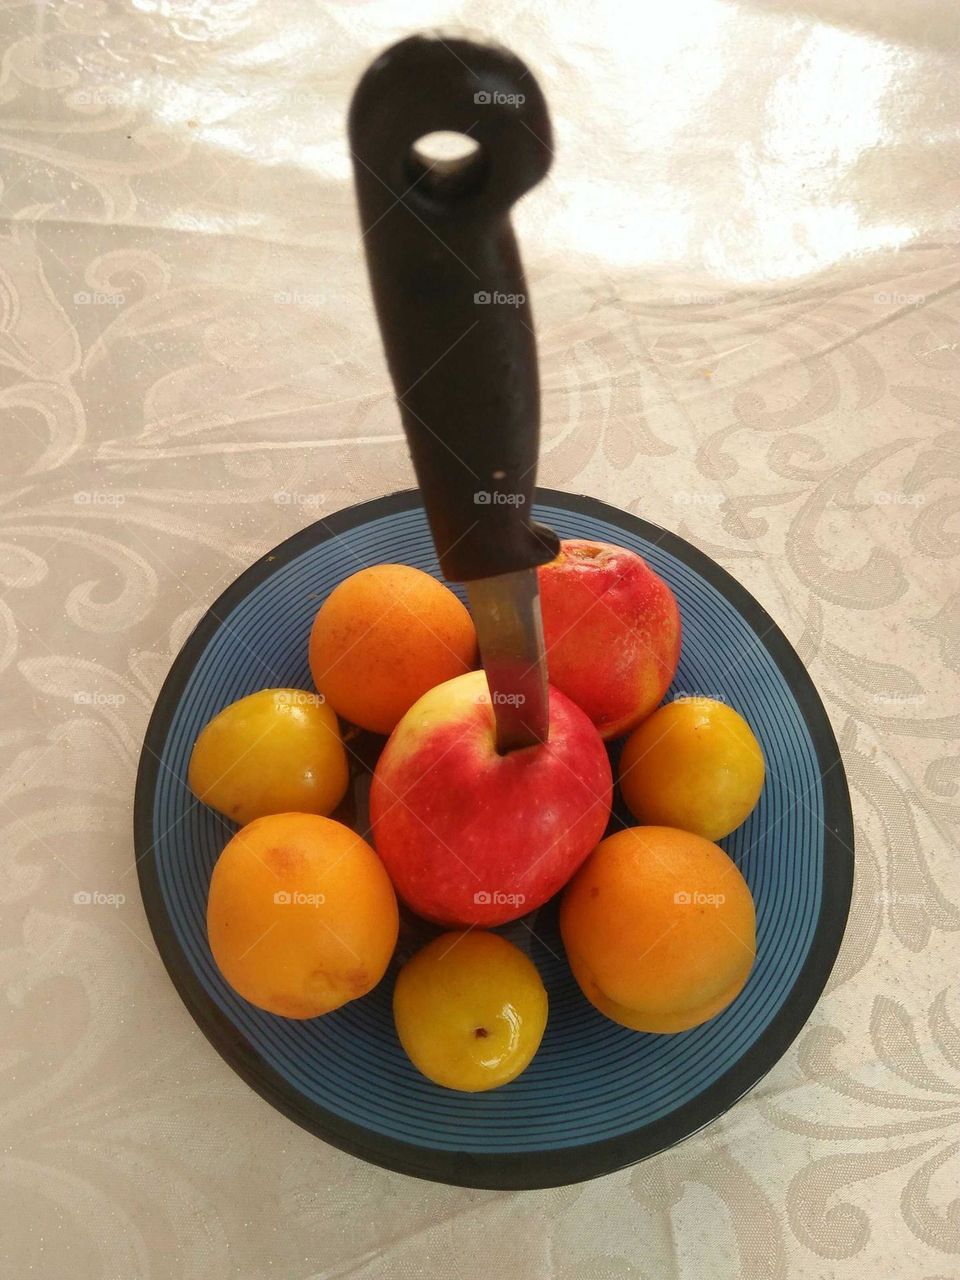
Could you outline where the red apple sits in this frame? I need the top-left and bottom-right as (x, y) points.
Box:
(538, 539), (681, 740)
(370, 670), (612, 927)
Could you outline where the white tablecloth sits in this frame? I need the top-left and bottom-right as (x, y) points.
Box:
(4, 1), (958, 1276)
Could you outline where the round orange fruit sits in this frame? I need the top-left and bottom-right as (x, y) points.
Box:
(560, 826), (755, 1033)
(393, 931), (547, 1091)
(308, 564), (476, 735)
(188, 688), (348, 827)
(619, 697), (764, 840)
(206, 812), (398, 1018)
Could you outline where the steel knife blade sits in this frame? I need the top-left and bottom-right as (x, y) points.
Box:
(466, 567), (549, 752)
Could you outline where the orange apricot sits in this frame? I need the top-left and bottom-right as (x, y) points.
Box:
(560, 826), (755, 1033)
(206, 812), (398, 1018)
(308, 564), (476, 734)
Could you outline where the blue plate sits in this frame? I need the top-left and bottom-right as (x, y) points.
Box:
(134, 489), (853, 1188)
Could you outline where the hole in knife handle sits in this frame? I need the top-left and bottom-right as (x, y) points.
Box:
(407, 131), (486, 202)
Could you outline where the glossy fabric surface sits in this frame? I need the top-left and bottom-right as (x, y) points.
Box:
(3, 0), (957, 1275)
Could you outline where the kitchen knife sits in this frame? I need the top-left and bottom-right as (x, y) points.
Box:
(348, 34), (559, 751)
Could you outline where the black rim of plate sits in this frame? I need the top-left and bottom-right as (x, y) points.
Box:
(134, 487), (854, 1190)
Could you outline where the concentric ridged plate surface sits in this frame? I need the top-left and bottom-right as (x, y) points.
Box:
(134, 489), (853, 1189)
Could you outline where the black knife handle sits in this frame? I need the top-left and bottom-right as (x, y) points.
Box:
(348, 34), (560, 582)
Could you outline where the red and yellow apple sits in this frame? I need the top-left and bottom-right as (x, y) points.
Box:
(538, 539), (681, 739)
(370, 670), (612, 927)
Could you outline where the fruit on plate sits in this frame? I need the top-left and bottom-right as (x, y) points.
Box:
(188, 688), (348, 826)
(206, 812), (398, 1018)
(538, 539), (681, 739)
(560, 826), (755, 1033)
(308, 563), (477, 735)
(370, 670), (613, 927)
(393, 931), (548, 1091)
(619, 697), (764, 840)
